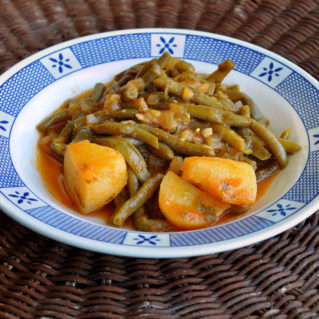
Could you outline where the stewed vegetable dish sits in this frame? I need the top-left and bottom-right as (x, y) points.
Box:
(37, 53), (301, 231)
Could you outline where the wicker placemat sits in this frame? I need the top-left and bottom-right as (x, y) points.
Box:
(1, 1), (319, 318)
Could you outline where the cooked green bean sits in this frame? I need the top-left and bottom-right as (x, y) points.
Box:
(133, 207), (173, 232)
(91, 121), (159, 149)
(127, 167), (140, 197)
(142, 52), (171, 87)
(79, 98), (97, 113)
(211, 123), (251, 154)
(148, 142), (174, 160)
(278, 138), (302, 154)
(226, 90), (267, 124)
(207, 59), (235, 83)
(153, 72), (231, 110)
(280, 128), (291, 139)
(135, 123), (215, 157)
(175, 60), (195, 73)
(73, 126), (93, 142)
(111, 188), (129, 222)
(50, 139), (66, 159)
(184, 103), (251, 127)
(125, 169), (173, 231)
(249, 137), (271, 161)
(89, 83), (105, 102)
(112, 173), (164, 227)
(250, 120), (288, 168)
(92, 136), (151, 183)
(37, 109), (69, 132)
(106, 108), (138, 119)
(256, 160), (280, 182)
(168, 156), (183, 175)
(58, 122), (74, 143)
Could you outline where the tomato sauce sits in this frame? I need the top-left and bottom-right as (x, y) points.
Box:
(37, 139), (276, 230)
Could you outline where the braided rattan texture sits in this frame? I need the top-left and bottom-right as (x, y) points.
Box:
(1, 0), (319, 318)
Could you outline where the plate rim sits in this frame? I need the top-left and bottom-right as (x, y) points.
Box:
(0, 28), (318, 258)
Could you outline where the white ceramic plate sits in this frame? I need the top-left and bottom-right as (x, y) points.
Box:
(0, 29), (318, 258)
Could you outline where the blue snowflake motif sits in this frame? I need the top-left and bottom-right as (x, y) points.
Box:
(266, 203), (296, 217)
(259, 62), (283, 82)
(49, 53), (72, 74)
(156, 37), (177, 55)
(134, 235), (161, 245)
(0, 120), (9, 132)
(313, 134), (319, 145)
(9, 191), (37, 205)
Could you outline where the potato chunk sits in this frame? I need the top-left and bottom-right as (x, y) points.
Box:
(180, 156), (257, 206)
(64, 140), (127, 214)
(158, 171), (230, 229)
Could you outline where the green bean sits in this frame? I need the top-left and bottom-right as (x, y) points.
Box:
(249, 137), (271, 161)
(153, 72), (230, 110)
(89, 83), (105, 102)
(184, 103), (251, 127)
(135, 123), (215, 157)
(238, 154), (257, 170)
(241, 134), (271, 161)
(112, 173), (164, 227)
(58, 122), (74, 143)
(37, 109), (69, 132)
(256, 160), (280, 182)
(239, 104), (251, 117)
(122, 86), (138, 100)
(142, 52), (171, 87)
(133, 207), (173, 232)
(105, 108), (138, 119)
(71, 112), (97, 126)
(126, 169), (173, 231)
(175, 60), (195, 73)
(168, 156), (183, 175)
(92, 136), (151, 183)
(280, 128), (291, 139)
(207, 59), (235, 83)
(73, 126), (93, 142)
(50, 139), (66, 159)
(226, 90), (268, 124)
(127, 167), (140, 197)
(250, 120), (288, 168)
(111, 188), (129, 224)
(211, 123), (252, 154)
(278, 138), (302, 154)
(136, 59), (157, 78)
(91, 121), (159, 149)
(148, 142), (174, 160)
(79, 98), (98, 113)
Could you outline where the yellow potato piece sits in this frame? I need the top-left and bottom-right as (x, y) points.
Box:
(180, 156), (257, 206)
(158, 171), (230, 230)
(64, 140), (127, 214)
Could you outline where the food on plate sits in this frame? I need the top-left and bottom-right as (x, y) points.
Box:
(159, 171), (230, 229)
(37, 52), (301, 231)
(180, 157), (257, 206)
(64, 140), (127, 214)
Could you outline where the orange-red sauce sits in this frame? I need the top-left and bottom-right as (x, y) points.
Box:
(37, 140), (277, 230)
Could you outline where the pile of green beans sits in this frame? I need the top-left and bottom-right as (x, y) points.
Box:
(37, 52), (301, 231)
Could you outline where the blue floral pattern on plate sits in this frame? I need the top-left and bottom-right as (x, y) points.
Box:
(251, 57), (292, 88)
(0, 29), (318, 257)
(151, 34), (186, 57)
(40, 48), (82, 79)
(258, 62), (283, 82)
(156, 36), (177, 55)
(49, 53), (72, 74)
(0, 111), (14, 138)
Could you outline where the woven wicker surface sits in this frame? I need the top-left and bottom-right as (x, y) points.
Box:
(1, 0), (319, 318)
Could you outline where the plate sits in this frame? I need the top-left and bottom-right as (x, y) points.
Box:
(0, 28), (318, 258)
